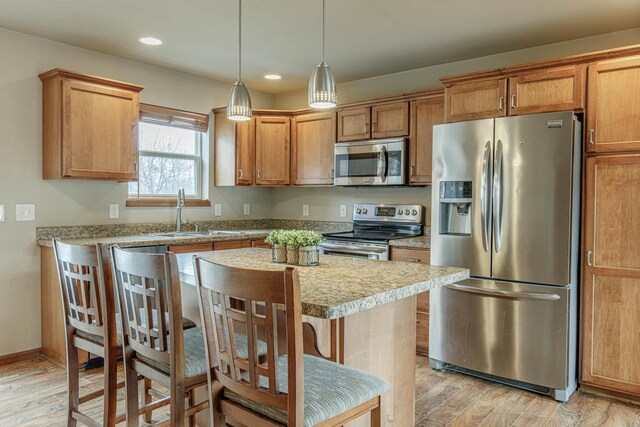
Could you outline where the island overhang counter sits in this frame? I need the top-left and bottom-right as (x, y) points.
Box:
(176, 248), (468, 427)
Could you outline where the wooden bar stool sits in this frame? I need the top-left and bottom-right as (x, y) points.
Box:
(193, 257), (391, 426)
(110, 247), (210, 426)
(53, 239), (123, 426)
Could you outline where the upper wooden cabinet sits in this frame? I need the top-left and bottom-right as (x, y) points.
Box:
(509, 65), (585, 116)
(409, 96), (444, 185)
(291, 112), (336, 185)
(337, 106), (370, 141)
(371, 101), (409, 138)
(444, 78), (507, 123)
(586, 56), (640, 154)
(255, 116), (291, 186)
(581, 154), (640, 398)
(39, 69), (143, 180)
(213, 112), (254, 186)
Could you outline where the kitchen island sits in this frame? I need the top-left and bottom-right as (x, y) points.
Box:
(176, 248), (468, 427)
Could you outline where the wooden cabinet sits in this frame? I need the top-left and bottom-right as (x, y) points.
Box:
(586, 56), (640, 154)
(390, 247), (431, 355)
(581, 154), (640, 399)
(337, 106), (371, 141)
(444, 78), (507, 123)
(251, 238), (271, 249)
(214, 240), (252, 251)
(509, 65), (584, 116)
(409, 97), (444, 185)
(168, 242), (214, 253)
(39, 69), (143, 180)
(371, 101), (409, 138)
(255, 116), (291, 185)
(213, 112), (254, 186)
(291, 112), (336, 185)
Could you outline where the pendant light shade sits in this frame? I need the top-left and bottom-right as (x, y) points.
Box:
(308, 0), (337, 108)
(227, 0), (252, 121)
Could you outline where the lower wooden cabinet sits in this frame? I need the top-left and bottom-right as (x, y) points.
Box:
(390, 246), (431, 355)
(581, 154), (640, 400)
(251, 238), (271, 249)
(213, 240), (252, 251)
(168, 242), (213, 253)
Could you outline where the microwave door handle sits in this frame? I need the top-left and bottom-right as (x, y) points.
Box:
(378, 146), (387, 182)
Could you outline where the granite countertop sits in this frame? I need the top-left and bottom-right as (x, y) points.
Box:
(176, 248), (468, 319)
(389, 235), (431, 250)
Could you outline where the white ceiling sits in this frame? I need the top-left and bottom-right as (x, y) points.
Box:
(1, 0), (639, 94)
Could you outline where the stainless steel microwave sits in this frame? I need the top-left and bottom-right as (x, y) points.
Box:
(334, 138), (406, 186)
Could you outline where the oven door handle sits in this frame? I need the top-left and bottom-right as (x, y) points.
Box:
(378, 146), (387, 183)
(320, 243), (388, 254)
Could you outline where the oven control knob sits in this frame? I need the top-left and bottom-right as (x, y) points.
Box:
(356, 208), (362, 214)
(412, 209), (418, 215)
(362, 208), (368, 214)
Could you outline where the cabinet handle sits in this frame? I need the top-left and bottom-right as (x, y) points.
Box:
(257, 170), (261, 180)
(589, 129), (595, 145)
(499, 96), (504, 111)
(330, 169), (334, 179)
(411, 165), (415, 177)
(364, 123), (369, 134)
(511, 94), (516, 109)
(238, 169), (243, 179)
(407, 258), (421, 263)
(133, 162), (137, 173)
(587, 250), (593, 267)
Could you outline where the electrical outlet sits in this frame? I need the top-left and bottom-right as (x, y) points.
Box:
(243, 204), (250, 216)
(214, 204), (222, 217)
(109, 204), (119, 219)
(0, 204), (4, 222)
(16, 204), (35, 221)
(339, 205), (347, 218)
(302, 204), (309, 217)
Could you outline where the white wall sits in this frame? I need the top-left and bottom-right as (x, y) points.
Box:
(0, 28), (276, 356)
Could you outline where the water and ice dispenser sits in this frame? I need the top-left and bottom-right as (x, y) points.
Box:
(438, 181), (472, 236)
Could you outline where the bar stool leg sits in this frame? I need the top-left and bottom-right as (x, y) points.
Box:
(124, 352), (140, 427)
(188, 389), (196, 427)
(102, 348), (117, 426)
(66, 329), (79, 427)
(143, 378), (153, 423)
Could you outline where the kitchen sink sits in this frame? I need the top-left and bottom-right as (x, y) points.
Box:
(149, 230), (246, 238)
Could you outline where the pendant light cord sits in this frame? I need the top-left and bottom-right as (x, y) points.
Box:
(321, 0), (325, 63)
(238, 0), (242, 82)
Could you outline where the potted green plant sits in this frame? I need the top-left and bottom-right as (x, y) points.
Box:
(265, 230), (287, 263)
(297, 230), (324, 266)
(283, 230), (301, 265)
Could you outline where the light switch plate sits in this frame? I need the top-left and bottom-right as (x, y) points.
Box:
(16, 204), (36, 221)
(109, 204), (119, 219)
(214, 204), (222, 217)
(339, 205), (347, 218)
(0, 204), (4, 222)
(243, 204), (250, 216)
(302, 204), (309, 216)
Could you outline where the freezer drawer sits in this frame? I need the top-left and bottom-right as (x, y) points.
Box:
(429, 278), (570, 390)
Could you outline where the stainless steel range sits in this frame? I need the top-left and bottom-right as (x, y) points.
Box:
(319, 203), (424, 260)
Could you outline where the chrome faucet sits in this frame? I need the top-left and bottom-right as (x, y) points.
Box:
(176, 188), (188, 232)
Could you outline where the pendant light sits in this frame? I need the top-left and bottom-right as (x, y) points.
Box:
(308, 0), (337, 108)
(227, 0), (252, 121)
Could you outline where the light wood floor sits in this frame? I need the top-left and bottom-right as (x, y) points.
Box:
(1, 355), (640, 426)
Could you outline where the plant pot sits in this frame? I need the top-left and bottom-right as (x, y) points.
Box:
(272, 244), (287, 263)
(298, 245), (320, 266)
(286, 245), (299, 265)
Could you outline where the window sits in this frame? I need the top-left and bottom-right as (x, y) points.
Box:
(127, 104), (210, 206)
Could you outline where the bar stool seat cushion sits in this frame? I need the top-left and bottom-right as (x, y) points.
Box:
(224, 354), (391, 426)
(138, 327), (269, 379)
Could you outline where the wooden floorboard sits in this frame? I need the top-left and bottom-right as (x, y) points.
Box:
(1, 355), (640, 426)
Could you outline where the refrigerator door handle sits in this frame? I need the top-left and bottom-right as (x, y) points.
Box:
(493, 139), (504, 252)
(480, 141), (492, 252)
(445, 284), (561, 301)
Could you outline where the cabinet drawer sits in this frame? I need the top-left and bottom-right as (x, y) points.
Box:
(251, 238), (272, 249)
(416, 310), (429, 355)
(214, 240), (252, 250)
(417, 292), (430, 312)
(168, 243), (214, 253)
(389, 247), (430, 264)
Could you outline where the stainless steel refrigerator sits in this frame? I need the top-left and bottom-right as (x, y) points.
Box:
(429, 111), (581, 402)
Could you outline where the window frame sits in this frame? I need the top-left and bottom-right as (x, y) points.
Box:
(126, 104), (211, 207)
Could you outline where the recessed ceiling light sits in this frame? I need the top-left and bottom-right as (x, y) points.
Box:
(139, 37), (163, 46)
(264, 74), (282, 80)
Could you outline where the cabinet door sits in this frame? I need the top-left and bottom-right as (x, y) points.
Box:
(236, 119), (254, 185)
(251, 238), (271, 249)
(389, 247), (430, 264)
(409, 97), (444, 185)
(444, 78), (507, 123)
(62, 80), (138, 180)
(214, 240), (252, 250)
(291, 112), (336, 185)
(509, 65), (585, 115)
(255, 116), (291, 185)
(582, 155), (640, 397)
(371, 101), (409, 138)
(337, 107), (370, 141)
(586, 56), (640, 154)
